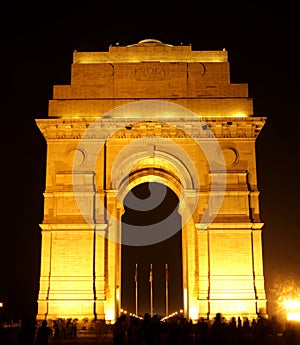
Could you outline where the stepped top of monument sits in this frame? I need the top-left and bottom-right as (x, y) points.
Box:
(73, 39), (228, 64)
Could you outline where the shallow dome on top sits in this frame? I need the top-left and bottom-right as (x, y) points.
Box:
(126, 38), (173, 47)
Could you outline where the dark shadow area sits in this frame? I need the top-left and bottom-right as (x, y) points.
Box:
(121, 182), (183, 317)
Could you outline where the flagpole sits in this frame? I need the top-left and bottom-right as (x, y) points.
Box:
(165, 263), (169, 316)
(135, 263), (138, 316)
(149, 263), (153, 317)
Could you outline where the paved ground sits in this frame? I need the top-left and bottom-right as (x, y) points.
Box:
(50, 336), (113, 345)
(1, 328), (114, 345)
(47, 328), (114, 344)
(46, 327), (113, 344)
(4, 332), (300, 345)
(51, 334), (300, 345)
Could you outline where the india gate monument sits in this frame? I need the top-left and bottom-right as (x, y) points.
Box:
(36, 39), (267, 322)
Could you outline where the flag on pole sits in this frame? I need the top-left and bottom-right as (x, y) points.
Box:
(135, 263), (138, 316)
(149, 263), (153, 283)
(134, 263), (138, 283)
(165, 263), (169, 316)
(165, 263), (169, 283)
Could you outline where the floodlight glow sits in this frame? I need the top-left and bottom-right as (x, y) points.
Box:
(283, 300), (300, 321)
(105, 310), (115, 321)
(232, 113), (247, 118)
(189, 306), (199, 321)
(283, 301), (300, 309)
(287, 312), (300, 321)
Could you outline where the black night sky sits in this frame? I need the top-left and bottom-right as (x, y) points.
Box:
(1, 2), (299, 320)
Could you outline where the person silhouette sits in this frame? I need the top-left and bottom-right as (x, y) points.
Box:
(35, 320), (52, 345)
(141, 313), (153, 345)
(113, 314), (127, 345)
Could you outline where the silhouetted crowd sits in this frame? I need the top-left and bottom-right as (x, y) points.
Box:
(0, 317), (78, 345)
(113, 312), (299, 345)
(0, 312), (299, 345)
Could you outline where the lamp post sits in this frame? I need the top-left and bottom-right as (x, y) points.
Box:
(0, 302), (3, 323)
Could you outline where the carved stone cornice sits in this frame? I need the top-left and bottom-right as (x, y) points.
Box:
(36, 116), (266, 140)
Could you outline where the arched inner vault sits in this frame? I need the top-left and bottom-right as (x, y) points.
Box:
(111, 142), (200, 226)
(115, 154), (193, 202)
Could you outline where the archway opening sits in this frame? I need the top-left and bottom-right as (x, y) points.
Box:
(121, 182), (183, 317)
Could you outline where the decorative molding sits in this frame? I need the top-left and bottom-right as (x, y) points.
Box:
(36, 117), (266, 140)
(195, 222), (264, 231)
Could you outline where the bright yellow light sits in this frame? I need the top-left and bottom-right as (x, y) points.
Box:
(283, 300), (300, 321)
(189, 306), (199, 321)
(116, 286), (120, 304)
(105, 310), (115, 321)
(0, 302), (3, 308)
(287, 312), (300, 321)
(184, 289), (188, 315)
(232, 113), (247, 118)
(283, 301), (300, 309)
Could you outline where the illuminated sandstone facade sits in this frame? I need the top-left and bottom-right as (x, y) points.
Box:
(36, 39), (267, 322)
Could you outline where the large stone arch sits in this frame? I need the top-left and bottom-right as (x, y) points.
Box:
(36, 40), (267, 324)
(102, 138), (200, 319)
